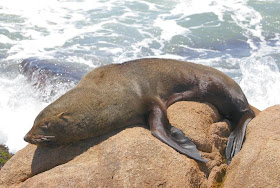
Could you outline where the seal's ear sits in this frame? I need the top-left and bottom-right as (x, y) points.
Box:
(57, 112), (66, 119)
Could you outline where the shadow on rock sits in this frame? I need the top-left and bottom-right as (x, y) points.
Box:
(30, 124), (144, 176)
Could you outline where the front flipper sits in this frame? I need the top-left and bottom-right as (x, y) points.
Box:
(170, 126), (198, 150)
(225, 112), (254, 164)
(149, 104), (207, 162)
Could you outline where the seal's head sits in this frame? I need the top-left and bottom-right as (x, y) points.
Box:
(24, 110), (69, 146)
(24, 88), (98, 146)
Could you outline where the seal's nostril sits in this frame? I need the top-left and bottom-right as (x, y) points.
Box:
(24, 134), (29, 142)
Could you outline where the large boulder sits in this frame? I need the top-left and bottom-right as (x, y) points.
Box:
(0, 101), (231, 187)
(223, 105), (280, 188)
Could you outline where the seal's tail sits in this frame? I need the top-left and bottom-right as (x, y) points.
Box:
(225, 113), (254, 164)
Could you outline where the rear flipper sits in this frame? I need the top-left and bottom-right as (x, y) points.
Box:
(149, 104), (207, 163)
(225, 112), (254, 164)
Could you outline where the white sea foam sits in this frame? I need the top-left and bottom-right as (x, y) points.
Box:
(239, 56), (280, 110)
(0, 0), (113, 61)
(171, 0), (268, 52)
(0, 35), (15, 44)
(154, 19), (190, 41)
(0, 73), (77, 153)
(0, 76), (46, 152)
(171, 0), (224, 21)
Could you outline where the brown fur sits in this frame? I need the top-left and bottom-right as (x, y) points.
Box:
(24, 58), (254, 163)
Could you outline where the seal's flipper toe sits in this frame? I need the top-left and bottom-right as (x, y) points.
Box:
(153, 129), (207, 162)
(225, 115), (251, 164)
(170, 126), (197, 150)
(170, 127), (194, 144)
(170, 126), (207, 162)
(225, 133), (236, 164)
(226, 131), (244, 164)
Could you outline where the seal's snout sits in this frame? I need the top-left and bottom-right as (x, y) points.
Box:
(23, 132), (56, 145)
(24, 132), (35, 144)
(24, 133), (30, 143)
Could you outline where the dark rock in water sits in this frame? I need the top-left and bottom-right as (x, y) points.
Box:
(18, 58), (92, 102)
(19, 57), (91, 87)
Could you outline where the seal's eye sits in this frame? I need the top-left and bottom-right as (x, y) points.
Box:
(57, 112), (69, 122)
(41, 122), (50, 130)
(57, 112), (66, 119)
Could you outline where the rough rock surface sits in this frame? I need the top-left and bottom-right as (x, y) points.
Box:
(0, 101), (231, 187)
(223, 105), (280, 188)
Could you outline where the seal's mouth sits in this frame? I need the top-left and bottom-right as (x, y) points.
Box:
(24, 134), (56, 145)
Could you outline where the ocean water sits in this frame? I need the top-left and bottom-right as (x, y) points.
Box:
(0, 0), (279, 153)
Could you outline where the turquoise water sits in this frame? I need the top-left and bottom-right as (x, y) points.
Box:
(0, 0), (280, 152)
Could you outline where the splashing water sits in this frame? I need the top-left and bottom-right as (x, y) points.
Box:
(240, 56), (280, 110)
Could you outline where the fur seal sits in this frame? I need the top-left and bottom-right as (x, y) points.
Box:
(24, 58), (255, 164)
